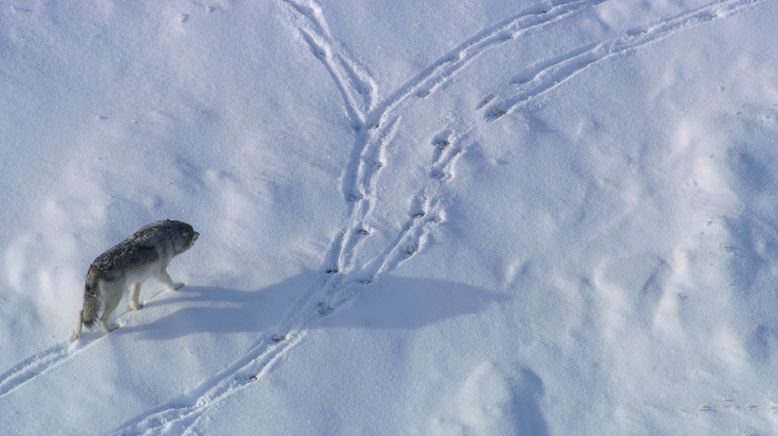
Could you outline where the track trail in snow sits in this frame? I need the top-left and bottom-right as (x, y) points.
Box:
(109, 0), (560, 431)
(482, 0), (771, 120)
(287, 0), (606, 278)
(0, 343), (69, 401)
(0, 0), (768, 433)
(0, 288), (170, 401)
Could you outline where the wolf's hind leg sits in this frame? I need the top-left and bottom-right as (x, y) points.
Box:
(99, 284), (122, 333)
(71, 311), (83, 340)
(129, 282), (143, 311)
(157, 268), (185, 291)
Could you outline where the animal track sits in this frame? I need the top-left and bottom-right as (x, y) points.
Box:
(315, 302), (335, 316)
(284, 0), (606, 281)
(483, 0), (769, 120)
(476, 94), (496, 110)
(282, 0), (376, 120)
(111, 190), (449, 434)
(0, 343), (69, 401)
(0, 287), (170, 401)
(111, 1), (488, 429)
(373, 0), (603, 127)
(430, 131), (467, 181)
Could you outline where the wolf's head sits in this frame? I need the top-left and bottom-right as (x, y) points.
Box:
(168, 220), (199, 255)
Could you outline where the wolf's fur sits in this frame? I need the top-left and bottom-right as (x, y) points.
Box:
(71, 219), (199, 340)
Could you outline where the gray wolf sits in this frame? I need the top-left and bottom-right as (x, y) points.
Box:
(71, 219), (199, 340)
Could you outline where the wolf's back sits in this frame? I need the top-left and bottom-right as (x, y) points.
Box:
(81, 266), (100, 327)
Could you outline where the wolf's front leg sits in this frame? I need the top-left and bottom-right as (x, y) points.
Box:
(157, 268), (185, 291)
(129, 282), (143, 311)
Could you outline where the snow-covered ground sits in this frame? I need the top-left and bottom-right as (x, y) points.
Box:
(2, 0), (778, 434)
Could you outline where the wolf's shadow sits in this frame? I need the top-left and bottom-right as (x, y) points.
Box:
(118, 271), (508, 340)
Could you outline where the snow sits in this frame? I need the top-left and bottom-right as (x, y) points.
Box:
(2, 0), (778, 434)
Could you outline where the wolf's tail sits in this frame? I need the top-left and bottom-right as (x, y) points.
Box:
(81, 267), (101, 327)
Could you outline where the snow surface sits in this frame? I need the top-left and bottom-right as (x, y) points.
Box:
(2, 0), (778, 434)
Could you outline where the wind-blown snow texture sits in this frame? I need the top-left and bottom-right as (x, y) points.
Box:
(2, 0), (778, 434)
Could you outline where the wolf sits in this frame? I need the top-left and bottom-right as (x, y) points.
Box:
(71, 219), (199, 340)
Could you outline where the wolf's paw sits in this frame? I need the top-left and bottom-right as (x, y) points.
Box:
(100, 322), (120, 333)
(129, 301), (144, 311)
